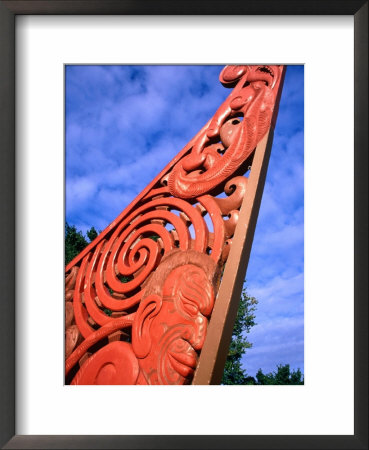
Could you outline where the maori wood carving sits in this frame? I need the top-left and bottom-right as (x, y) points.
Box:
(65, 65), (284, 385)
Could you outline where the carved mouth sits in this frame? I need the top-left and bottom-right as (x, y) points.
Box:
(256, 66), (274, 78)
(246, 65), (275, 87)
(158, 325), (206, 383)
(168, 347), (197, 379)
(165, 337), (198, 380)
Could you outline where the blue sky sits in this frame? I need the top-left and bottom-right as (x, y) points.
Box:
(66, 65), (304, 378)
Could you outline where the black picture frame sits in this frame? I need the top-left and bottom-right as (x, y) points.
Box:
(0, 1), (367, 449)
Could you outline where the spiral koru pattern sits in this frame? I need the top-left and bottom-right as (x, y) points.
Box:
(65, 175), (247, 367)
(65, 65), (284, 384)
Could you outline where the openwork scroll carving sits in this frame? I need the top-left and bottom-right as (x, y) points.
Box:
(65, 65), (284, 385)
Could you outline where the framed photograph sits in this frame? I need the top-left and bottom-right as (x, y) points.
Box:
(0, 1), (367, 449)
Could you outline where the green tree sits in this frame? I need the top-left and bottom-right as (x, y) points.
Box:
(86, 226), (98, 242)
(65, 223), (89, 265)
(221, 289), (304, 385)
(255, 364), (304, 385)
(221, 287), (258, 384)
(65, 222), (99, 265)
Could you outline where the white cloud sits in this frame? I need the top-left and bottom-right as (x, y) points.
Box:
(243, 316), (304, 376)
(66, 177), (97, 214)
(248, 272), (304, 318)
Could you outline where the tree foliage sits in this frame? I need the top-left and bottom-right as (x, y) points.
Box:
(86, 226), (98, 242)
(221, 288), (258, 384)
(221, 287), (304, 385)
(254, 364), (304, 385)
(65, 223), (98, 265)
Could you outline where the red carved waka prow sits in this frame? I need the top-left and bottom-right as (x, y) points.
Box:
(65, 65), (285, 385)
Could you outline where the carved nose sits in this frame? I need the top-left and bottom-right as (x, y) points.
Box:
(189, 315), (208, 350)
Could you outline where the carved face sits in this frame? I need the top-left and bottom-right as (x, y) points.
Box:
(168, 65), (283, 199)
(219, 64), (279, 89)
(132, 264), (214, 385)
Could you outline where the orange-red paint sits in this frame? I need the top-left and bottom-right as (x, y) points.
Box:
(65, 65), (284, 385)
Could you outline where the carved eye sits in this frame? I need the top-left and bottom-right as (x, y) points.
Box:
(183, 301), (199, 316)
(220, 117), (243, 148)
